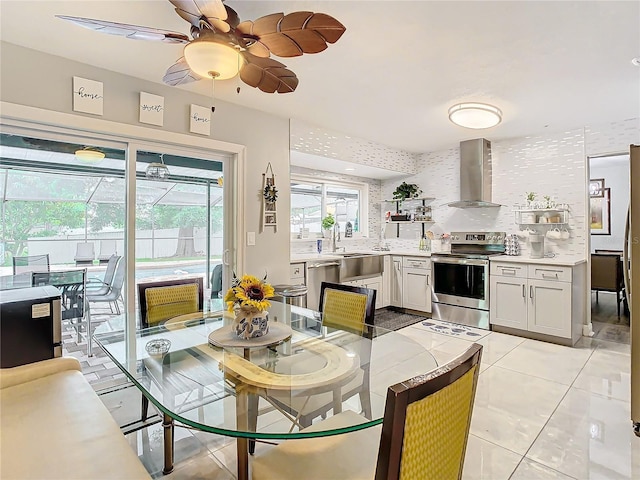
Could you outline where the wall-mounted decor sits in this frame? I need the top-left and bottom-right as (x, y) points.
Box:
(590, 187), (611, 235)
(589, 178), (605, 197)
(72, 76), (103, 115)
(139, 92), (164, 126)
(260, 163), (278, 233)
(190, 104), (211, 136)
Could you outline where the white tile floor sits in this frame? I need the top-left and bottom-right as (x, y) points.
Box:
(119, 322), (638, 480)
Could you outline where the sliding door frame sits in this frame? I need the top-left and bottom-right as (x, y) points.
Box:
(0, 101), (246, 373)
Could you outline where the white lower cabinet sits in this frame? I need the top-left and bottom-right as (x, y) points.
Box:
(490, 261), (584, 344)
(401, 257), (431, 313)
(343, 276), (384, 310)
(381, 255), (391, 308)
(390, 256), (403, 308)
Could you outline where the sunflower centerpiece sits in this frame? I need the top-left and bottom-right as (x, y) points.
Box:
(224, 273), (275, 339)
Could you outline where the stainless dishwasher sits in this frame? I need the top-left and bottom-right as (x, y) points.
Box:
(305, 260), (341, 311)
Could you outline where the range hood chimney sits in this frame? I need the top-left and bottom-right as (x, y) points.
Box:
(447, 138), (502, 208)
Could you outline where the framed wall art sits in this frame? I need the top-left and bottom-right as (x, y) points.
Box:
(590, 187), (611, 235)
(589, 178), (605, 197)
(72, 76), (103, 116)
(190, 104), (211, 136)
(139, 92), (164, 126)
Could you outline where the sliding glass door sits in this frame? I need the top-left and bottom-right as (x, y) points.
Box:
(0, 125), (234, 391)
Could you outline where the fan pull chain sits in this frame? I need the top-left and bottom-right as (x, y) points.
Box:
(236, 53), (241, 94)
(210, 74), (216, 113)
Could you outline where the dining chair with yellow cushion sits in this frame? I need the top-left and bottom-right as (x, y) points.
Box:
(137, 277), (204, 329)
(263, 282), (376, 430)
(251, 343), (483, 480)
(137, 277), (203, 420)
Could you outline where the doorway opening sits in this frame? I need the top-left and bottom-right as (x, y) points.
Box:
(588, 153), (630, 343)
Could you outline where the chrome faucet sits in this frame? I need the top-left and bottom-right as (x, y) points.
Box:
(331, 223), (341, 252)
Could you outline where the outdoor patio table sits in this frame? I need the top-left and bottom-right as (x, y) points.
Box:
(94, 301), (438, 480)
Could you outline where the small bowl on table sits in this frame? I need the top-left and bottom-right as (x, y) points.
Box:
(145, 338), (171, 358)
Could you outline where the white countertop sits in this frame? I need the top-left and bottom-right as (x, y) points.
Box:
(290, 250), (433, 263)
(292, 252), (586, 266)
(490, 255), (586, 266)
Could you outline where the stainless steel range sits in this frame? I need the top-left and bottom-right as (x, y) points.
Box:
(431, 231), (506, 330)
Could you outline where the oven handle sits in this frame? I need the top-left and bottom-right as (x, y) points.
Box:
(431, 256), (489, 267)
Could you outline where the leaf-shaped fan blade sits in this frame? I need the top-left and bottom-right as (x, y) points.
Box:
(239, 52), (298, 94)
(162, 57), (203, 86)
(243, 11), (346, 58)
(168, 0), (230, 33)
(55, 15), (189, 43)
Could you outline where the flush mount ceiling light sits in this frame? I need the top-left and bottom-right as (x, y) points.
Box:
(145, 154), (170, 181)
(448, 102), (503, 129)
(74, 146), (105, 163)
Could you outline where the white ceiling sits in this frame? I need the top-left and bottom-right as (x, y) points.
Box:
(1, 1), (638, 155)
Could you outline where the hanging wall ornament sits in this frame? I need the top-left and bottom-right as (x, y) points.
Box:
(260, 162), (278, 233)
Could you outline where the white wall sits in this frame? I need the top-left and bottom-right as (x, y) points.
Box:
(590, 157), (630, 252)
(0, 42), (291, 284)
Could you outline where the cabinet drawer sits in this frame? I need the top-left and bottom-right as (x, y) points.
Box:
(290, 263), (305, 282)
(527, 265), (572, 282)
(490, 262), (527, 278)
(402, 257), (430, 269)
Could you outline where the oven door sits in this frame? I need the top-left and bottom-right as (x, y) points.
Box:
(431, 256), (489, 310)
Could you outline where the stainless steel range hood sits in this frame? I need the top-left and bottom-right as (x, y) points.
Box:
(447, 138), (502, 208)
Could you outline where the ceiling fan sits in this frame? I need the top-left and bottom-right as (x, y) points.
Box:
(56, 0), (346, 95)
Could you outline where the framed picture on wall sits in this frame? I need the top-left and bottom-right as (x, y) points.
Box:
(590, 187), (611, 235)
(589, 178), (605, 197)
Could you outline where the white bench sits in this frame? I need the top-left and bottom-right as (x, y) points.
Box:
(0, 357), (150, 479)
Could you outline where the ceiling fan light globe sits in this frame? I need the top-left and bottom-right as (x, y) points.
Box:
(184, 40), (242, 80)
(448, 103), (502, 129)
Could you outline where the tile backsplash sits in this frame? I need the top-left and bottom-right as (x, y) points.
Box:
(290, 119), (418, 175)
(292, 118), (638, 259)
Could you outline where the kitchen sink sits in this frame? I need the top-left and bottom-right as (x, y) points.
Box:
(339, 253), (384, 282)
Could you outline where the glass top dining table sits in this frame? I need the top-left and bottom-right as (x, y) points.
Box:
(94, 301), (438, 480)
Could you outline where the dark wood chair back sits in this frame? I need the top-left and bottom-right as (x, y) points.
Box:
(319, 281), (376, 335)
(591, 253), (623, 291)
(137, 277), (204, 328)
(375, 343), (483, 480)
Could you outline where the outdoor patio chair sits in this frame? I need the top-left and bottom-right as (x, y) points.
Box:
(74, 242), (95, 265)
(86, 257), (125, 315)
(12, 254), (50, 275)
(97, 240), (118, 264)
(32, 269), (88, 345)
(210, 263), (223, 299)
(252, 343), (483, 480)
(86, 255), (121, 296)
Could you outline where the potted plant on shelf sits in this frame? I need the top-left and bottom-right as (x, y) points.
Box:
(393, 182), (422, 202)
(321, 213), (336, 238)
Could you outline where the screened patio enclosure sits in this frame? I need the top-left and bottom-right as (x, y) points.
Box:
(0, 133), (225, 286)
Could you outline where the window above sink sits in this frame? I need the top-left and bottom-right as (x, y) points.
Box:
(290, 173), (369, 240)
